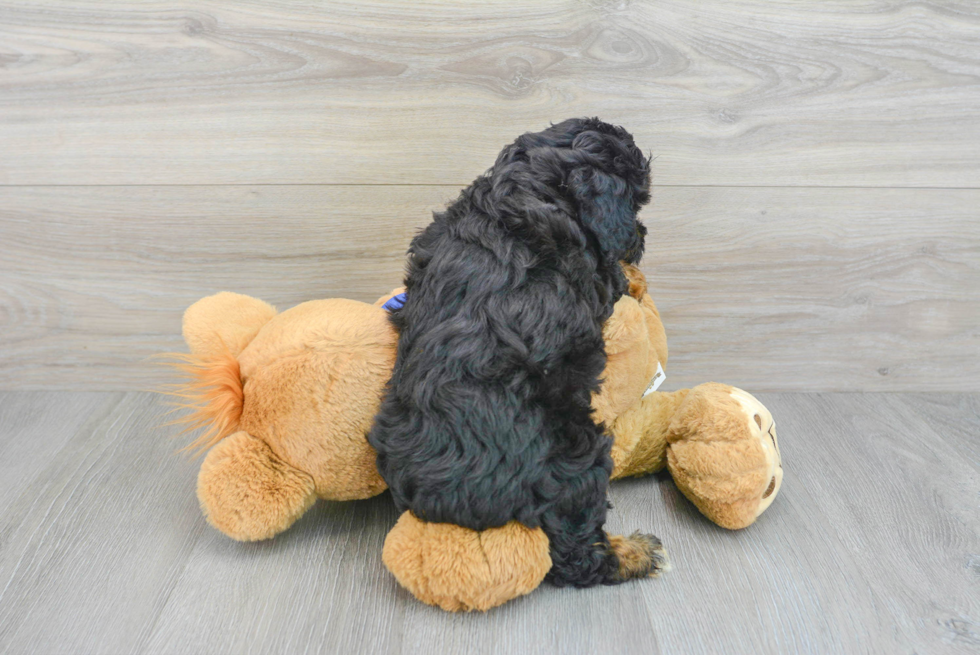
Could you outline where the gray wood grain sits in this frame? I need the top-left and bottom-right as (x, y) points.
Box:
(0, 391), (105, 507)
(878, 393), (980, 474)
(0, 184), (445, 390)
(0, 392), (204, 655)
(141, 496), (404, 655)
(643, 186), (980, 393)
(0, 391), (978, 654)
(1, 1), (979, 186)
(2, 185), (977, 391)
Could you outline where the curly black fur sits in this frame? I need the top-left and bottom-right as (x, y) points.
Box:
(368, 118), (653, 587)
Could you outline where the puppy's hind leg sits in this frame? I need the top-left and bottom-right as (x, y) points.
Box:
(540, 467), (667, 586)
(607, 532), (669, 581)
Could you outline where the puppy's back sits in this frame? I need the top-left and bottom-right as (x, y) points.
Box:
(370, 205), (609, 531)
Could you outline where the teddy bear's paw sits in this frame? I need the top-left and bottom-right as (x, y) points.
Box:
(608, 532), (670, 581)
(382, 512), (551, 612)
(197, 431), (316, 541)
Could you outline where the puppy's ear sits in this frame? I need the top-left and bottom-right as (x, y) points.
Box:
(568, 167), (639, 262)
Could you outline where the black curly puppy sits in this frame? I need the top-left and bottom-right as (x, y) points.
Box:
(369, 117), (664, 587)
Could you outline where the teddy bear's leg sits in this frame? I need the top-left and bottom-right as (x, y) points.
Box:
(381, 512), (552, 612)
(183, 292), (277, 358)
(609, 389), (691, 480)
(197, 431), (316, 541)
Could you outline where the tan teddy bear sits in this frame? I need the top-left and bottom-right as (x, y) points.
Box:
(169, 265), (782, 611)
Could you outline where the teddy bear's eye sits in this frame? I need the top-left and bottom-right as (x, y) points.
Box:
(754, 414), (762, 429)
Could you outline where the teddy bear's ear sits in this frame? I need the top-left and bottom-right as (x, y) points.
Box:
(183, 292), (277, 359)
(621, 263), (648, 300)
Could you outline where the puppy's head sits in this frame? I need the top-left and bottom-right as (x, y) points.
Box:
(492, 117), (651, 264)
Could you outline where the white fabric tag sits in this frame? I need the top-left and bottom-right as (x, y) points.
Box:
(643, 362), (666, 396)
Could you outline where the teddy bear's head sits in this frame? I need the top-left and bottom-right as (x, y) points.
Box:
(666, 383), (783, 529)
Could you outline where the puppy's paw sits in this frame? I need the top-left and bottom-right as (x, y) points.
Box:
(608, 532), (670, 582)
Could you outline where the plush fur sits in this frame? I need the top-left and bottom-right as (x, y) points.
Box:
(382, 512), (552, 612)
(593, 265), (667, 428)
(172, 293), (394, 541)
(198, 430), (316, 541)
(368, 118), (660, 587)
(666, 383), (782, 529)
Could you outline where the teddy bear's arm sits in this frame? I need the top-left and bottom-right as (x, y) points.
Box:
(609, 389), (690, 479)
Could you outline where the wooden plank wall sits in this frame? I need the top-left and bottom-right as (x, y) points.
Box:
(1, 0), (978, 391)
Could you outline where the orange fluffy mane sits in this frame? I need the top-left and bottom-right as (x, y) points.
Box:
(159, 348), (244, 455)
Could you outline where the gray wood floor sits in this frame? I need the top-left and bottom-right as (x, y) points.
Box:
(0, 391), (977, 654)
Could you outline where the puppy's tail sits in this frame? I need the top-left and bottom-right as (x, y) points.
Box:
(158, 347), (244, 455)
